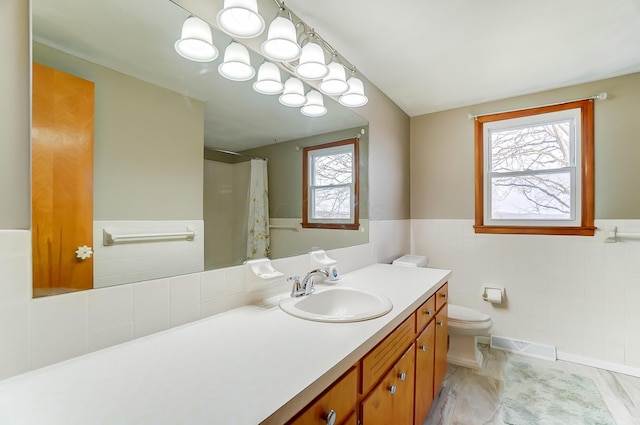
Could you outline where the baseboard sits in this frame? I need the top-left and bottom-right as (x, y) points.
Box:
(490, 335), (556, 361)
(557, 351), (640, 378)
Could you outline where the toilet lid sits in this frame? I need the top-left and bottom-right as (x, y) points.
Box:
(448, 304), (491, 323)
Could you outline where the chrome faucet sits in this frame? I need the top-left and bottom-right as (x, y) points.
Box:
(289, 269), (329, 297)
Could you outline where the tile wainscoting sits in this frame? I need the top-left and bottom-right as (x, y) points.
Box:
(411, 219), (640, 376)
(0, 220), (410, 381)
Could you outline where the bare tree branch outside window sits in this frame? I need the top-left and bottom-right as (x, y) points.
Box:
(312, 151), (353, 219)
(489, 120), (574, 220)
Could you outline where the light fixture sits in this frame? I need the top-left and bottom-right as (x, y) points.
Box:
(261, 15), (301, 62)
(174, 16), (218, 62)
(301, 90), (327, 117)
(253, 62), (284, 95)
(218, 42), (255, 81)
(339, 76), (368, 107)
(319, 60), (349, 95)
(279, 77), (306, 107)
(216, 0), (265, 39)
(295, 34), (328, 80)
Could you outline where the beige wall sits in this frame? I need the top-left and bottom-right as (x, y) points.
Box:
(411, 72), (640, 219)
(0, 0), (30, 229)
(34, 44), (204, 221)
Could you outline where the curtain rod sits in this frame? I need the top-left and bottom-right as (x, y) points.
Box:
(466, 92), (608, 120)
(207, 148), (266, 161)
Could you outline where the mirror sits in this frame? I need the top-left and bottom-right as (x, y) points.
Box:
(31, 0), (369, 296)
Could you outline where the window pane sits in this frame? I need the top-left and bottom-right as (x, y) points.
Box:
(490, 172), (572, 220)
(312, 152), (353, 186)
(312, 187), (351, 219)
(490, 120), (572, 173)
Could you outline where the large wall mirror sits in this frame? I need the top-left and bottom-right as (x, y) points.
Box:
(31, 0), (369, 297)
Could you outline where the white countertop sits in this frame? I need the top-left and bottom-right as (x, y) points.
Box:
(0, 264), (451, 424)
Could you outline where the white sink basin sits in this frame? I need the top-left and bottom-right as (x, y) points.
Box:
(279, 287), (393, 323)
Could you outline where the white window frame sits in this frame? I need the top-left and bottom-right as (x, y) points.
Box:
(483, 108), (582, 227)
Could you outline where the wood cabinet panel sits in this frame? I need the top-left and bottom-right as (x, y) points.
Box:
(434, 304), (448, 393)
(361, 315), (414, 395)
(414, 320), (436, 425)
(289, 366), (358, 425)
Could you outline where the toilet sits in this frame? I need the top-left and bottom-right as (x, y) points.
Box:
(392, 255), (493, 369)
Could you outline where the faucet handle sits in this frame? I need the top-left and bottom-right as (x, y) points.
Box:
(288, 276), (301, 297)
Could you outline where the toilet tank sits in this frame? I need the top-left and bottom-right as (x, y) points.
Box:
(392, 254), (428, 267)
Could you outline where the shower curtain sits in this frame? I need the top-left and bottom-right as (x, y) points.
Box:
(246, 159), (271, 260)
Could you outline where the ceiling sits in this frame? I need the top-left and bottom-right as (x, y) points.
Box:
(285, 0), (640, 116)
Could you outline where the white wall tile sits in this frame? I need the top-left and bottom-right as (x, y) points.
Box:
(0, 347), (30, 381)
(134, 313), (169, 339)
(88, 285), (133, 331)
(169, 273), (200, 310)
(200, 268), (227, 301)
(30, 291), (88, 348)
(412, 218), (640, 371)
(31, 333), (87, 370)
(170, 305), (201, 328)
(0, 300), (29, 352)
(133, 279), (169, 320)
(88, 322), (133, 352)
(0, 249), (30, 302)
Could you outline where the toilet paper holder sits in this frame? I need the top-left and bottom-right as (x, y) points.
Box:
(482, 286), (504, 304)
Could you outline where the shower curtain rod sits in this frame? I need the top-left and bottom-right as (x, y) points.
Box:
(208, 148), (266, 161)
(466, 92), (608, 120)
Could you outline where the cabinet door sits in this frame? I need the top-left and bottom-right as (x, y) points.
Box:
(414, 320), (435, 425)
(434, 304), (448, 393)
(361, 344), (415, 425)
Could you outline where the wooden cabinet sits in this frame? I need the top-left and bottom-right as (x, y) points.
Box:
(288, 366), (358, 425)
(361, 344), (415, 425)
(291, 281), (449, 425)
(414, 320), (435, 425)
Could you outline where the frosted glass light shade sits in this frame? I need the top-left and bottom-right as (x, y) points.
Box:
(218, 42), (255, 81)
(339, 77), (368, 107)
(174, 16), (218, 62)
(301, 90), (327, 117)
(319, 61), (349, 95)
(216, 0), (265, 39)
(295, 41), (328, 80)
(261, 16), (301, 62)
(253, 62), (284, 95)
(279, 77), (306, 107)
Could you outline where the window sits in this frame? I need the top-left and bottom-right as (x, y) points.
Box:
(474, 100), (595, 236)
(302, 138), (359, 230)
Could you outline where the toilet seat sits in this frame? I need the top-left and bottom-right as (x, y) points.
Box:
(448, 304), (492, 334)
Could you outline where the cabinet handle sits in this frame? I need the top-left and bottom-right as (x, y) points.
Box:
(398, 371), (407, 382)
(388, 384), (397, 396)
(325, 409), (336, 425)
(438, 320), (444, 327)
(441, 293), (448, 300)
(419, 343), (427, 352)
(424, 308), (434, 317)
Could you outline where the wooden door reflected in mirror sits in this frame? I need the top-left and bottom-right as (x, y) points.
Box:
(32, 63), (94, 297)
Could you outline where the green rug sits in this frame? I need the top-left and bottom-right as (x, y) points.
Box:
(503, 360), (616, 425)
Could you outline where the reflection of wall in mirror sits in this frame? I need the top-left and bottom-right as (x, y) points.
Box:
(203, 155), (250, 270)
(33, 43), (205, 288)
(243, 126), (369, 259)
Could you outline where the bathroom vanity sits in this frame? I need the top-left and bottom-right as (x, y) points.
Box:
(0, 264), (450, 424)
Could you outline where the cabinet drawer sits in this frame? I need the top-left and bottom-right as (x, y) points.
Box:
(361, 315), (414, 395)
(415, 295), (436, 333)
(289, 366), (357, 425)
(435, 282), (448, 312)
